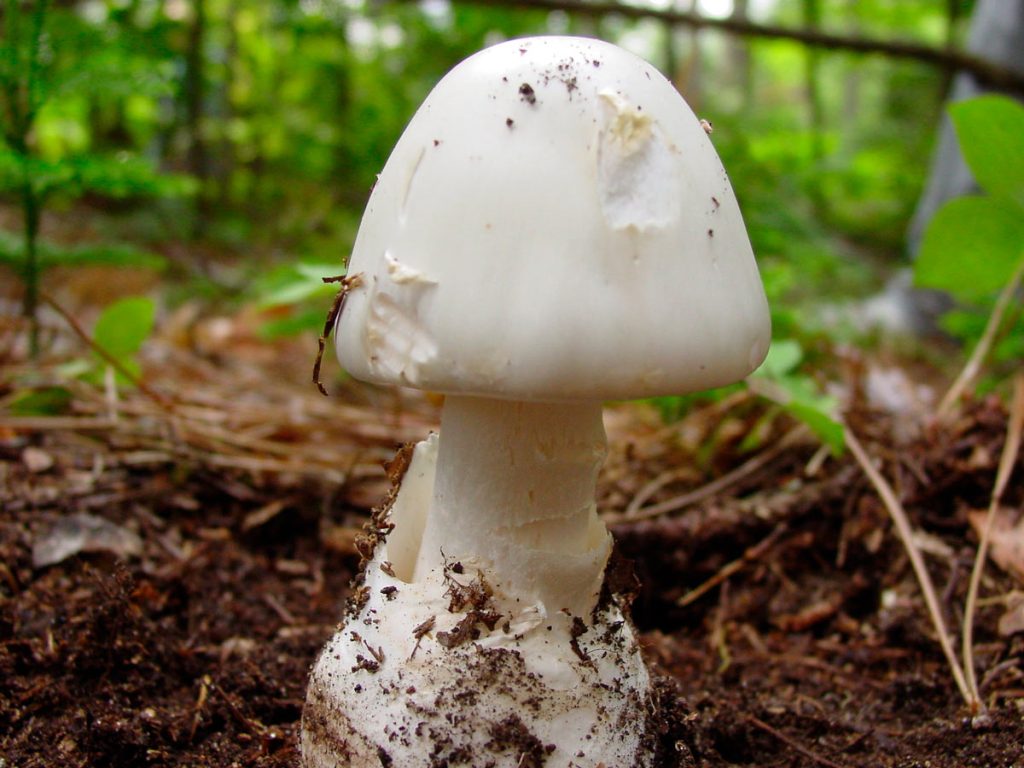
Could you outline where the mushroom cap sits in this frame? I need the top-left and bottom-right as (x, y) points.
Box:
(336, 36), (770, 401)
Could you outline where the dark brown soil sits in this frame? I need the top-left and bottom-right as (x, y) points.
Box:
(2, 326), (1022, 767)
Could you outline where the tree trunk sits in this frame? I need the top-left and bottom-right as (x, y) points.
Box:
(730, 0), (753, 111)
(802, 0), (826, 212)
(184, 0), (209, 239)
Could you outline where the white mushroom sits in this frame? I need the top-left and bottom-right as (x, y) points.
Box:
(302, 35), (770, 768)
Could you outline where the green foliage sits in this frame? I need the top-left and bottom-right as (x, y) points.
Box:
(0, 0), (189, 353)
(747, 339), (845, 454)
(0, 229), (166, 272)
(916, 197), (1024, 300)
(916, 96), (1024, 302)
(254, 261), (342, 309)
(92, 296), (155, 373)
(7, 295), (157, 416)
(7, 386), (72, 416)
(914, 96), (1024, 370)
(0, 0), (1003, 432)
(649, 339), (845, 455)
(647, 384), (742, 425)
(950, 96), (1024, 208)
(70, 295), (156, 388)
(249, 260), (341, 337)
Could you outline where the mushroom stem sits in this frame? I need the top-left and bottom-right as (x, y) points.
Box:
(412, 395), (612, 617)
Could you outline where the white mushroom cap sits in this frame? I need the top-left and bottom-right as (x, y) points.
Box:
(337, 35), (770, 401)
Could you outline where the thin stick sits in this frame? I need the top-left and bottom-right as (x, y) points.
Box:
(312, 273), (360, 397)
(677, 524), (788, 607)
(937, 256), (1024, 420)
(0, 416), (118, 430)
(745, 714), (850, 768)
(961, 374), (1024, 714)
(843, 425), (974, 709)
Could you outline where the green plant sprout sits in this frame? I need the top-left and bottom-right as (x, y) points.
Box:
(7, 295), (156, 416)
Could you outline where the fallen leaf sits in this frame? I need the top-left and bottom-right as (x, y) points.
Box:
(242, 498), (288, 531)
(998, 593), (1024, 636)
(22, 446), (54, 473)
(33, 513), (143, 568)
(969, 507), (1024, 582)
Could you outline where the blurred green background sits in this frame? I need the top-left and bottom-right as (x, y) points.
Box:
(2, 0), (1022, 399)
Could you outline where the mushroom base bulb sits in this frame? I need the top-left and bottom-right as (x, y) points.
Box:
(301, 436), (654, 768)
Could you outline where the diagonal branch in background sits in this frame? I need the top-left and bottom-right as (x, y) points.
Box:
(415, 0), (1024, 97)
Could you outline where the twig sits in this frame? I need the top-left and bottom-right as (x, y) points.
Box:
(745, 714), (850, 768)
(962, 373), (1024, 715)
(263, 593), (298, 625)
(0, 416), (118, 430)
(189, 674), (211, 742)
(843, 425), (975, 710)
(40, 292), (176, 411)
(676, 524), (788, 607)
(313, 273), (361, 396)
(937, 256), (1024, 420)
(210, 680), (266, 736)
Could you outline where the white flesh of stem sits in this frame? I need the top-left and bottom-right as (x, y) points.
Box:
(412, 395), (611, 618)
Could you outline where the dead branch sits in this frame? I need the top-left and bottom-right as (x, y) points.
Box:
(415, 0), (1024, 96)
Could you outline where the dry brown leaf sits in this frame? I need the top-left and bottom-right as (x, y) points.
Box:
(32, 512), (143, 568)
(22, 446), (54, 473)
(969, 508), (1024, 582)
(998, 593), (1024, 636)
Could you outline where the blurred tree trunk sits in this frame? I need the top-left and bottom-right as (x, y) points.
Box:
(802, 0), (826, 213)
(184, 0), (209, 239)
(730, 0), (753, 112)
(841, 0), (861, 132)
(662, 17), (677, 87)
(217, 0), (238, 210)
(2, 0), (48, 355)
(675, 0), (701, 107)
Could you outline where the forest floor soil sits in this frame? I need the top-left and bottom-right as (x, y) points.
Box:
(2, 297), (1022, 767)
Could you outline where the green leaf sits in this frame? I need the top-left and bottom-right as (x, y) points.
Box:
(755, 339), (803, 378)
(253, 262), (341, 309)
(93, 297), (155, 362)
(8, 387), (73, 416)
(295, 262), (346, 282)
(258, 307), (329, 339)
(950, 95), (1024, 206)
(747, 337), (845, 455)
(766, 374), (845, 454)
(914, 196), (1024, 301)
(786, 398), (846, 455)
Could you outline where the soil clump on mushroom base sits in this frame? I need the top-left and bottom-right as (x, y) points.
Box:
(2, 326), (1023, 767)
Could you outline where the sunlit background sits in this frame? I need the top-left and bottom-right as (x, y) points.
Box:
(2, 0), (1020, 384)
